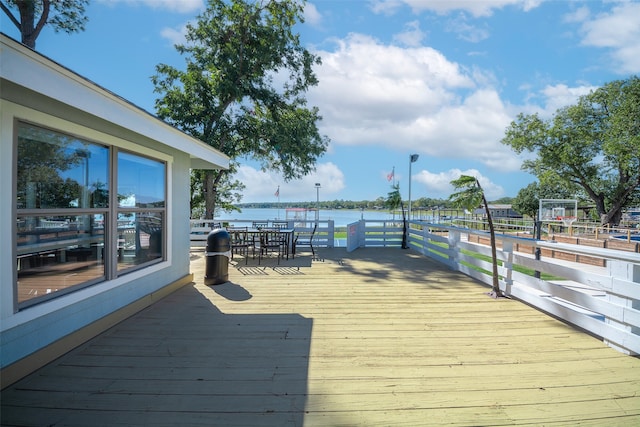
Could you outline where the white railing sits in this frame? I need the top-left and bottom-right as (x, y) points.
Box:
(346, 219), (405, 250)
(347, 219), (640, 356)
(190, 219), (335, 248)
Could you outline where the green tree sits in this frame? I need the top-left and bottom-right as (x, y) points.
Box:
(385, 183), (402, 214)
(1, 0), (88, 48)
(502, 76), (640, 226)
(449, 175), (503, 298)
(490, 196), (514, 205)
(512, 180), (576, 220)
(152, 0), (328, 219)
(385, 183), (409, 249)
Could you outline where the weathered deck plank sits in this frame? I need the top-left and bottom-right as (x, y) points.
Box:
(2, 247), (639, 426)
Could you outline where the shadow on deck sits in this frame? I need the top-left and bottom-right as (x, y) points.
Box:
(2, 247), (639, 426)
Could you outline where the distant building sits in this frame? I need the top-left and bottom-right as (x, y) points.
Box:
(1, 34), (228, 387)
(473, 204), (522, 218)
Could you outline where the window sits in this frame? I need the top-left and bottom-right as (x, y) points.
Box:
(116, 151), (166, 271)
(15, 122), (167, 308)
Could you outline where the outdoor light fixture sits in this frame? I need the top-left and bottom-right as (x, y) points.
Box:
(408, 154), (419, 221)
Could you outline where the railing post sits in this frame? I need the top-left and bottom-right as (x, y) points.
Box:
(448, 229), (461, 270)
(605, 260), (640, 354)
(421, 224), (429, 257)
(327, 220), (335, 248)
(502, 241), (514, 295)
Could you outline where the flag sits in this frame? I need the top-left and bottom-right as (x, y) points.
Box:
(387, 169), (394, 182)
(274, 186), (279, 197)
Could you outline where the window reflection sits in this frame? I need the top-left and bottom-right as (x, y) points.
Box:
(118, 151), (165, 208)
(14, 123), (167, 308)
(17, 125), (109, 209)
(17, 214), (105, 303)
(117, 212), (163, 271)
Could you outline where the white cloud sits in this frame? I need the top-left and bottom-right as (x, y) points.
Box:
(160, 25), (188, 46)
(304, 2), (323, 27)
(370, 0), (404, 16)
(414, 168), (504, 199)
(393, 20), (426, 47)
(235, 163), (345, 203)
(310, 34), (520, 171)
(563, 5), (590, 24)
(372, 0), (543, 17)
(446, 14), (490, 43)
(517, 82), (598, 118)
(577, 2), (640, 74)
(540, 83), (597, 116)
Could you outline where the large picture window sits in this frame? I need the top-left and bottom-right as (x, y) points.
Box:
(116, 151), (166, 271)
(15, 122), (167, 308)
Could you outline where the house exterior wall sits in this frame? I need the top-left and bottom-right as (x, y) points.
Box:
(0, 35), (226, 382)
(0, 95), (194, 372)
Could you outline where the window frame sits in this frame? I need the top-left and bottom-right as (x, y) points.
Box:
(14, 120), (168, 310)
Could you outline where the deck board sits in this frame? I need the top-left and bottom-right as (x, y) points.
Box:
(2, 247), (639, 426)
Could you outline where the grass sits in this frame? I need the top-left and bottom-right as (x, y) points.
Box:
(461, 248), (562, 281)
(331, 230), (563, 281)
(427, 240), (562, 281)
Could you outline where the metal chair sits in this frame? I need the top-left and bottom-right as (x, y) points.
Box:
(294, 223), (317, 258)
(257, 229), (286, 265)
(252, 221), (269, 230)
(228, 226), (253, 264)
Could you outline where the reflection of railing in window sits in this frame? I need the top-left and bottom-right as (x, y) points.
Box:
(17, 226), (101, 256)
(137, 214), (163, 260)
(38, 219), (70, 229)
(137, 214), (162, 235)
(16, 215), (106, 304)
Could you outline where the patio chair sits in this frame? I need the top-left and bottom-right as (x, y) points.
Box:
(271, 221), (289, 229)
(252, 221), (269, 230)
(257, 229), (286, 265)
(228, 226), (253, 264)
(293, 223), (317, 258)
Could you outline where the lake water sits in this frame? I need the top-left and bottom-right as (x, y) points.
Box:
(215, 208), (411, 228)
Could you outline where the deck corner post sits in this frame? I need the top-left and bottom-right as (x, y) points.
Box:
(448, 229), (461, 270)
(502, 240), (514, 296)
(605, 260), (640, 355)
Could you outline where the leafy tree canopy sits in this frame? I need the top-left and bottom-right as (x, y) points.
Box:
(511, 180), (576, 220)
(501, 76), (640, 226)
(385, 183), (402, 212)
(1, 0), (88, 48)
(152, 0), (329, 218)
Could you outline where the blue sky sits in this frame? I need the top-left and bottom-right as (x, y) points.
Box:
(3, 0), (639, 204)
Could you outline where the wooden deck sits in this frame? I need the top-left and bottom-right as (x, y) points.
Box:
(2, 247), (640, 426)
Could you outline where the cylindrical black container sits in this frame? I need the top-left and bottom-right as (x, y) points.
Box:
(204, 229), (230, 285)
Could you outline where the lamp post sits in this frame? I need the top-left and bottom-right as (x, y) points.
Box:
(315, 183), (321, 222)
(408, 154), (419, 221)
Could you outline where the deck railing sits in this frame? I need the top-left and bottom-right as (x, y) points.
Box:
(190, 219), (335, 248)
(346, 219), (640, 356)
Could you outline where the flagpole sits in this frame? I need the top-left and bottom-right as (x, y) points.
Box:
(276, 185), (280, 219)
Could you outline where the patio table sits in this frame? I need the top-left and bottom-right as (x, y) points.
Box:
(245, 228), (295, 260)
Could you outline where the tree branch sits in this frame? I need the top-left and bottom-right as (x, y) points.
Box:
(34, 0), (51, 37)
(0, 2), (21, 29)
